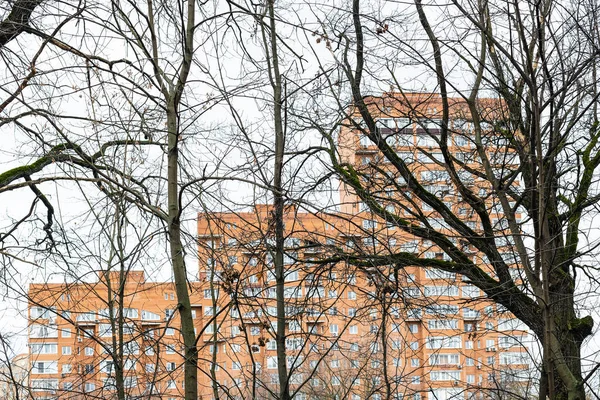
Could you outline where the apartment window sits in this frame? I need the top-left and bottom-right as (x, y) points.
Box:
(100, 361), (114, 374)
(30, 343), (57, 354)
(232, 361), (241, 370)
(98, 324), (112, 337)
(465, 340), (473, 349)
(363, 219), (377, 229)
(349, 325), (358, 335)
(266, 339), (277, 350)
(63, 382), (73, 391)
(359, 134), (370, 147)
(498, 318), (527, 331)
(166, 362), (176, 371)
(61, 328), (71, 338)
(123, 341), (139, 356)
(84, 347), (94, 356)
(166, 345), (176, 354)
(429, 354), (460, 366)
(30, 306), (56, 319)
(122, 359), (135, 370)
(462, 285), (480, 298)
(348, 308), (356, 317)
(283, 253), (296, 265)
(288, 320), (301, 332)
(499, 336), (523, 348)
(347, 273), (356, 284)
(329, 324), (339, 336)
(428, 319), (459, 330)
(466, 357), (475, 366)
(411, 376), (421, 384)
(166, 328), (175, 336)
(61, 364), (72, 374)
(267, 356), (278, 369)
(499, 352), (529, 365)
(84, 383), (95, 392)
(426, 336), (462, 349)
(203, 323), (216, 335)
(424, 285), (459, 297)
(122, 308), (138, 318)
(32, 361), (58, 374)
(331, 376), (341, 386)
(330, 359), (340, 368)
(411, 358), (420, 367)
(29, 324), (59, 339)
(430, 370), (461, 381)
(204, 307), (216, 317)
(146, 364), (155, 373)
(350, 342), (359, 351)
(250, 326), (260, 336)
(410, 341), (419, 350)
(167, 380), (176, 389)
(370, 342), (380, 353)
(62, 346), (71, 355)
(408, 324), (418, 333)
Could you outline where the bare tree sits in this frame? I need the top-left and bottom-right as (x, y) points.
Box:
(301, 0), (600, 399)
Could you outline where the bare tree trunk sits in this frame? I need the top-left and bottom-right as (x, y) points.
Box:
(167, 96), (198, 400)
(104, 202), (126, 400)
(0, 0), (45, 47)
(263, 1), (290, 398)
(159, 0), (198, 398)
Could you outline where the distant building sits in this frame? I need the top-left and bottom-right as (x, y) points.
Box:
(0, 353), (29, 400)
(27, 93), (533, 399)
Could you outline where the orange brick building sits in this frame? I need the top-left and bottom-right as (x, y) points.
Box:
(27, 93), (532, 400)
(28, 271), (205, 399)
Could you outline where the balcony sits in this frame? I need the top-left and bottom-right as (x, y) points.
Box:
(462, 309), (481, 320)
(406, 309), (423, 321)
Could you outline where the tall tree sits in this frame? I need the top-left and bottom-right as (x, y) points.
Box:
(306, 0), (600, 399)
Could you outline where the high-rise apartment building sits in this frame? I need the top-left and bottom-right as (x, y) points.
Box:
(27, 93), (532, 400)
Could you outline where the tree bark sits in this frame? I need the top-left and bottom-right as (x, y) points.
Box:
(0, 0), (44, 47)
(264, 1), (291, 398)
